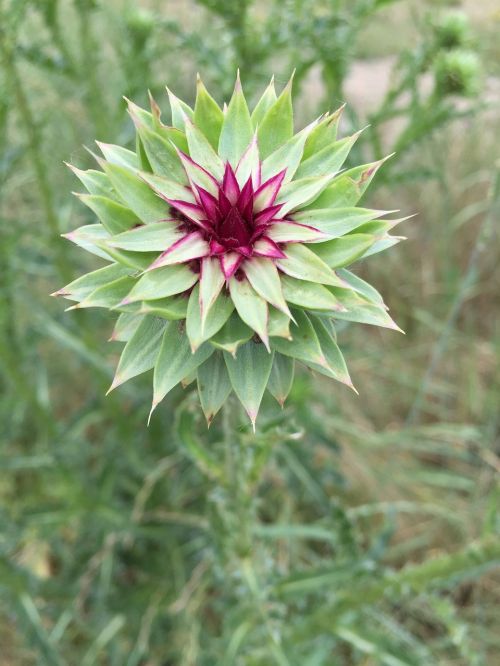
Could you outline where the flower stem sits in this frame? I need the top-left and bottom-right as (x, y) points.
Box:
(0, 25), (71, 280)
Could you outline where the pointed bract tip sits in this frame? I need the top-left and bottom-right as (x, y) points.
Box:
(51, 288), (68, 297)
(348, 381), (359, 395)
(235, 69), (242, 91)
(247, 409), (257, 433)
(106, 376), (121, 395)
(147, 400), (159, 426)
(117, 297), (132, 307)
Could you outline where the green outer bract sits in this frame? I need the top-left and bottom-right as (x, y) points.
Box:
(55, 74), (405, 429)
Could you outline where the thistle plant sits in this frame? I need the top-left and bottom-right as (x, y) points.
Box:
(55, 74), (405, 427)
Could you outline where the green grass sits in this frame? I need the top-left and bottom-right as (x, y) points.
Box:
(1, 0), (499, 664)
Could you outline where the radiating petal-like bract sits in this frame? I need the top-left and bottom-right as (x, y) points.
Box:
(56, 74), (405, 428)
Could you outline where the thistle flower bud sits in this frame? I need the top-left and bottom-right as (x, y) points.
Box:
(432, 10), (472, 51)
(56, 74), (405, 428)
(125, 9), (155, 47)
(433, 49), (481, 98)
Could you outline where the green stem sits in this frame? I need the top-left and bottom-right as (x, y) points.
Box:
(0, 25), (71, 280)
(407, 165), (500, 424)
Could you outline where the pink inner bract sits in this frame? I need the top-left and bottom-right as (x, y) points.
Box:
(173, 161), (286, 261)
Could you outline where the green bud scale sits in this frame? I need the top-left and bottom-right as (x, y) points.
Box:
(55, 74), (406, 428)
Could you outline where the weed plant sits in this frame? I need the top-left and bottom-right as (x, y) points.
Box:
(1, 1), (499, 664)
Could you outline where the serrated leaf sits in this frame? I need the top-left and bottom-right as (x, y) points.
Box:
(197, 352), (232, 425)
(108, 316), (167, 392)
(102, 162), (168, 223)
(280, 275), (343, 311)
(218, 74), (253, 167)
(107, 222), (181, 252)
(312, 234), (375, 268)
(123, 264), (198, 303)
(77, 194), (140, 235)
(210, 313), (253, 355)
(151, 322), (214, 414)
(194, 76), (224, 150)
(186, 285), (234, 351)
(270, 310), (327, 367)
(224, 341), (274, 428)
(257, 77), (293, 159)
(267, 353), (294, 406)
(277, 243), (345, 287)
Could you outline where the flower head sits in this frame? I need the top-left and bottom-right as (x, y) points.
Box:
(55, 73), (405, 428)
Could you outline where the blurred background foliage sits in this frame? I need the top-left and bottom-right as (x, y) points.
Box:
(1, 0), (500, 664)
